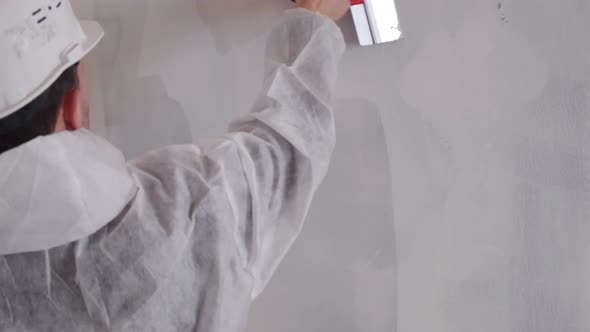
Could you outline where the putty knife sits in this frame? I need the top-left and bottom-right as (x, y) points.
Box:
(291, 0), (402, 46)
(350, 0), (402, 46)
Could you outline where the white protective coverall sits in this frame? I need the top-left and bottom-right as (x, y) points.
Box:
(0, 9), (345, 331)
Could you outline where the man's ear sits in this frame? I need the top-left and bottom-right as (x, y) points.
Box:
(61, 87), (82, 131)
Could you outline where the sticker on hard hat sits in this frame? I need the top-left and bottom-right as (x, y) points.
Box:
(3, 1), (64, 59)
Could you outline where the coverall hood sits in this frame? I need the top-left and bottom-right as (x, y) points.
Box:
(0, 129), (137, 255)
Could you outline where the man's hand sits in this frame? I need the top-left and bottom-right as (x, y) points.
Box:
(296, 0), (351, 21)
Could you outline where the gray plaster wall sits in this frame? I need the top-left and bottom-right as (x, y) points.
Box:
(74, 0), (590, 331)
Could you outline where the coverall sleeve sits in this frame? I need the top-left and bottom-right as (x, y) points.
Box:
(211, 8), (346, 298)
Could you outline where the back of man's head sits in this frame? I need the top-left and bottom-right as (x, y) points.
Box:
(0, 65), (79, 155)
(0, 0), (104, 154)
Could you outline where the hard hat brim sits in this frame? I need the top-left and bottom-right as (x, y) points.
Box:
(79, 20), (104, 60)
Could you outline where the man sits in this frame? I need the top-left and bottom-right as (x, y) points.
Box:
(0, 0), (349, 330)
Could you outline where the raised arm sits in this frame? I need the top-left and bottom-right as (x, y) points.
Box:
(220, 5), (348, 297)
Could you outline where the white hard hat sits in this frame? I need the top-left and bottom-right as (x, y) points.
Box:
(0, 0), (104, 120)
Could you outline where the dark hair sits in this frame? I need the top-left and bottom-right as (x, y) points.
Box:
(0, 64), (79, 154)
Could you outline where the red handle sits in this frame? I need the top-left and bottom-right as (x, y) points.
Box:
(292, 0), (365, 5)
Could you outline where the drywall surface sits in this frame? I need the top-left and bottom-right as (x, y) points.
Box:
(74, 0), (590, 331)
